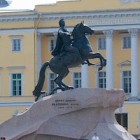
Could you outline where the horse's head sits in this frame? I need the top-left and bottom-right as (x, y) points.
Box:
(72, 22), (94, 39)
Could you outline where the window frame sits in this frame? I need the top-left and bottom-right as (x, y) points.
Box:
(98, 71), (106, 88)
(10, 35), (23, 52)
(121, 34), (131, 49)
(48, 72), (57, 92)
(115, 113), (128, 130)
(9, 73), (23, 96)
(72, 72), (81, 88)
(122, 70), (131, 94)
(97, 35), (106, 50)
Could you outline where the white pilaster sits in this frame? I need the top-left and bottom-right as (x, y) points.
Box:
(81, 64), (89, 88)
(129, 29), (139, 97)
(120, 67), (123, 89)
(104, 30), (114, 89)
(53, 32), (57, 39)
(36, 33), (42, 76)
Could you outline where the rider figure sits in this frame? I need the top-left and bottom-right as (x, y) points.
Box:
(51, 18), (83, 63)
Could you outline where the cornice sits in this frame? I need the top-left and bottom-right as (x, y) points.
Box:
(0, 9), (140, 32)
(0, 101), (33, 107)
(0, 28), (34, 34)
(42, 9), (140, 28)
(40, 9), (140, 31)
(0, 14), (38, 22)
(42, 9), (140, 20)
(6, 66), (26, 70)
(0, 9), (140, 23)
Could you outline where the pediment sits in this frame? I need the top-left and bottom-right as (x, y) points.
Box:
(118, 60), (131, 66)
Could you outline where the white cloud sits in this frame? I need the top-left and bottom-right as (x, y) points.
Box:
(0, 0), (77, 11)
(0, 0), (57, 10)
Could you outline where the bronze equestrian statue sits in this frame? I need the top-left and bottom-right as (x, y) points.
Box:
(33, 19), (106, 101)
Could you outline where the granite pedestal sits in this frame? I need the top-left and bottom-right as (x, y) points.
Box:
(0, 88), (136, 140)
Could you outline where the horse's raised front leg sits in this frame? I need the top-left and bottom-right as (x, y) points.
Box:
(86, 60), (96, 66)
(87, 52), (106, 71)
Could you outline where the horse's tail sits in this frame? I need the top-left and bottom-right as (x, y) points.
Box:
(33, 61), (49, 97)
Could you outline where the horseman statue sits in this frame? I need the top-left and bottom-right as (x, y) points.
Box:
(52, 19), (83, 63)
(33, 19), (106, 101)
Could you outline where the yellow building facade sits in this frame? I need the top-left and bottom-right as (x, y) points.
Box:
(0, 0), (140, 136)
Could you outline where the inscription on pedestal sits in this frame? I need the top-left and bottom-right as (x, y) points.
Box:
(52, 98), (80, 111)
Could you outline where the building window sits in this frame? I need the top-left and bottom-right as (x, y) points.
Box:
(97, 36), (106, 50)
(12, 39), (21, 51)
(48, 73), (57, 92)
(48, 38), (56, 52)
(122, 35), (131, 49)
(115, 113), (128, 130)
(122, 71), (131, 93)
(98, 71), (106, 88)
(73, 72), (81, 88)
(11, 73), (22, 96)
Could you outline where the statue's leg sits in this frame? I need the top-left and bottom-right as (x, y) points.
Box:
(85, 60), (96, 66)
(49, 67), (69, 95)
(54, 66), (73, 90)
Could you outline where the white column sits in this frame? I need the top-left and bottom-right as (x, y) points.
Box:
(94, 66), (98, 88)
(104, 30), (114, 89)
(36, 33), (42, 77)
(129, 29), (139, 97)
(81, 64), (89, 88)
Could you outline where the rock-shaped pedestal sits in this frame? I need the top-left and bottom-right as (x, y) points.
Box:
(0, 88), (136, 140)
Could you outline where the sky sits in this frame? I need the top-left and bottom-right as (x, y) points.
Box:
(0, 0), (140, 11)
(0, 0), (74, 11)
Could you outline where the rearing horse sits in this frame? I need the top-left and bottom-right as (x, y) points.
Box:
(33, 22), (106, 101)
(72, 23), (106, 69)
